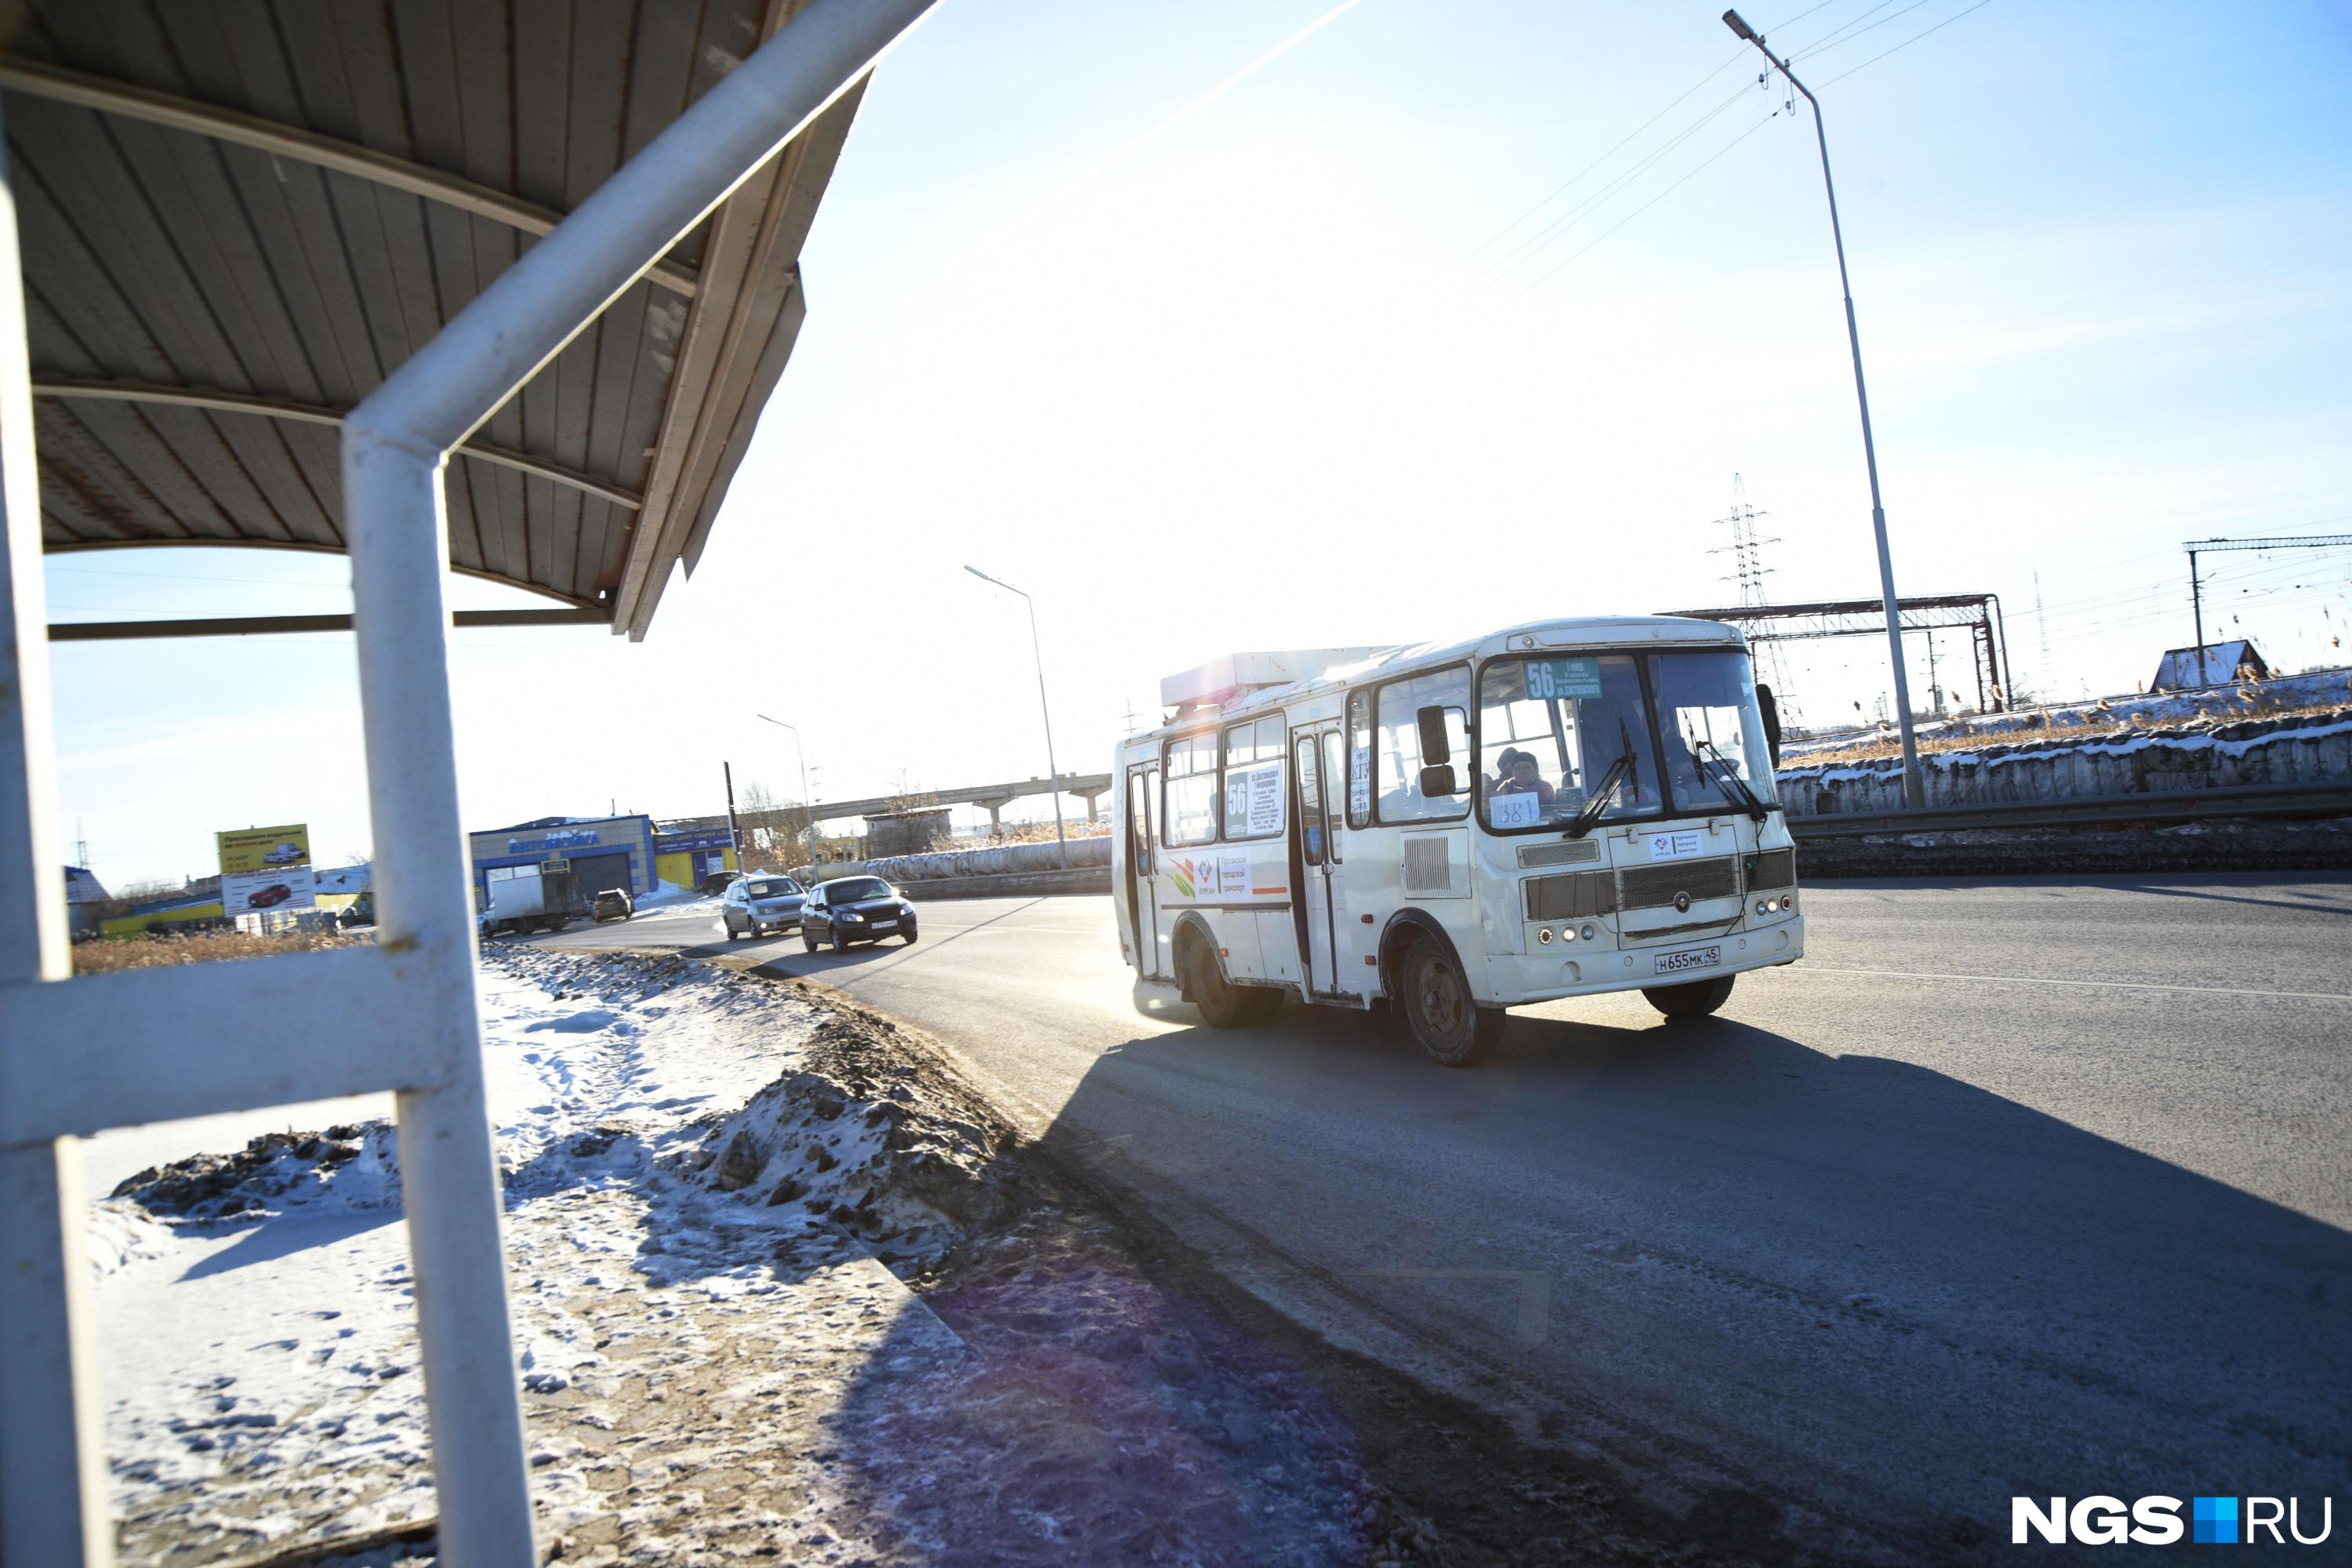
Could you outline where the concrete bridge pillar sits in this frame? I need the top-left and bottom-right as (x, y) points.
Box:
(973, 793), (1015, 841)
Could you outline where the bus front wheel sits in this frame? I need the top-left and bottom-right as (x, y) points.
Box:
(1642, 974), (1736, 1019)
(1400, 936), (1504, 1067)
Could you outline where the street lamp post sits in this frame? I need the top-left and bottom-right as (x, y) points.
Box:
(1724, 9), (1927, 808)
(753, 714), (820, 877)
(964, 565), (1071, 869)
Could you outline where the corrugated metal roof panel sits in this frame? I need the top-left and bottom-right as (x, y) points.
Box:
(5, 0), (859, 636)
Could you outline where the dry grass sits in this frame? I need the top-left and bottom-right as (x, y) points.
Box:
(74, 927), (370, 976)
(964, 818), (1113, 847)
(1788, 697), (2352, 771)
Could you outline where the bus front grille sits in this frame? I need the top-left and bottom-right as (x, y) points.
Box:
(1746, 847), (1796, 889)
(1617, 857), (1738, 911)
(1525, 870), (1617, 921)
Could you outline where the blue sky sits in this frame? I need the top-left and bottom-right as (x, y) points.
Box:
(43, 0), (2352, 889)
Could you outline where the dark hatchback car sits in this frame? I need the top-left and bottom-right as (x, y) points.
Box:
(592, 887), (633, 922)
(801, 876), (916, 952)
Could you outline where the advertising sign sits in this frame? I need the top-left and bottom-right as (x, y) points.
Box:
(223, 866), (315, 913)
(218, 824), (311, 876)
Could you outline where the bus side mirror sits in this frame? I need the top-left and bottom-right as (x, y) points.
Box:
(1419, 764), (1459, 797)
(1415, 705), (1451, 765)
(1757, 683), (1783, 768)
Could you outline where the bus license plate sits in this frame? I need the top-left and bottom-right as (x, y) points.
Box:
(1654, 945), (1721, 976)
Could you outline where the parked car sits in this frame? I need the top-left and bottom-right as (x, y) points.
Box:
(246, 883), (293, 909)
(700, 868), (743, 896)
(338, 891), (376, 927)
(260, 842), (307, 866)
(722, 874), (804, 940)
(592, 887), (634, 922)
(800, 876), (916, 953)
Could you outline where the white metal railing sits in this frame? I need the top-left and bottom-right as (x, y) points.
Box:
(0, 2), (936, 1561)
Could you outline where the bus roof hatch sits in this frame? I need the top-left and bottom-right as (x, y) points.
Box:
(1159, 648), (1389, 712)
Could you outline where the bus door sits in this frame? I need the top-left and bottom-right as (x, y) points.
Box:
(1290, 724), (1342, 997)
(1125, 763), (1164, 977)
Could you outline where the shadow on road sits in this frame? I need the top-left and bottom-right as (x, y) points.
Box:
(986, 993), (2352, 1557)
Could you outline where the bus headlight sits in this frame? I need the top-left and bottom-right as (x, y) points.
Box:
(1779, 895), (1794, 912)
(1581, 924), (1597, 942)
(1537, 927), (1554, 945)
(1755, 900), (1769, 916)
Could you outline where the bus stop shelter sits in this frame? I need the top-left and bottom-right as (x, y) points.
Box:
(0, 1), (936, 1560)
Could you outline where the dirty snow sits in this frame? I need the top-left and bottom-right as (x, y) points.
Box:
(94, 949), (1372, 1566)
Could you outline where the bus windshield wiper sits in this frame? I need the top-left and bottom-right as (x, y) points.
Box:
(1563, 751), (1633, 839)
(1690, 737), (1771, 822)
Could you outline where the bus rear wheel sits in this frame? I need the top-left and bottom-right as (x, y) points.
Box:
(1642, 974), (1736, 1018)
(1400, 936), (1503, 1067)
(1185, 938), (1245, 1028)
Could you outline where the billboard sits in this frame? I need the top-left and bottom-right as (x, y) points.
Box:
(219, 825), (312, 876)
(223, 866), (314, 913)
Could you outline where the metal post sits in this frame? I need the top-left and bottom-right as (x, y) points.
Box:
(337, 2), (938, 1559)
(0, 88), (114, 1566)
(1725, 10), (1925, 806)
(724, 759), (743, 867)
(343, 429), (535, 1565)
(2188, 546), (2207, 685)
(964, 566), (1069, 869)
(756, 715), (818, 877)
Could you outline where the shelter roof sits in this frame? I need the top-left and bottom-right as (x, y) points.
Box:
(7, 0), (859, 638)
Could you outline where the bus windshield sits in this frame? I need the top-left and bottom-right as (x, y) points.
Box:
(1475, 648), (1776, 832)
(1651, 648), (1779, 814)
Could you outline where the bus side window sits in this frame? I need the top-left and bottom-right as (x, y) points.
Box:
(1164, 732), (1218, 845)
(1345, 690), (1373, 829)
(1375, 665), (1472, 823)
(1221, 715), (1285, 840)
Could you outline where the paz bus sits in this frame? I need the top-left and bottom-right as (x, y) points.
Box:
(1109, 617), (1802, 1066)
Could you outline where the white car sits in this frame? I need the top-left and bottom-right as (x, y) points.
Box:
(260, 842), (306, 865)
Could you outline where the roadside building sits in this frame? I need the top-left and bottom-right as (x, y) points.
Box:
(468, 815), (658, 905)
(312, 862), (372, 916)
(101, 877), (227, 938)
(2151, 639), (2270, 691)
(866, 808), (952, 858)
(652, 824), (741, 891)
(64, 866), (109, 938)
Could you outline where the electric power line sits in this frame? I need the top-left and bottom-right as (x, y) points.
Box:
(1792, 0), (1937, 61)
(1820, 0), (1996, 87)
(1450, 0), (1857, 276)
(1510, 116), (1775, 299)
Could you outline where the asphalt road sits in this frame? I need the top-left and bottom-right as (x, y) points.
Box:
(528, 876), (2352, 1559)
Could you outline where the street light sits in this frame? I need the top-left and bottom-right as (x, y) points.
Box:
(1723, 9), (1927, 808)
(964, 564), (1071, 869)
(753, 714), (820, 877)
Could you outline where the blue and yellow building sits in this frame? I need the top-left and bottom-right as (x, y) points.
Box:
(466, 814), (739, 904)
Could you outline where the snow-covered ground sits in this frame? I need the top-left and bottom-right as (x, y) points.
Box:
(91, 950), (1370, 1566)
(93, 953), (829, 1560)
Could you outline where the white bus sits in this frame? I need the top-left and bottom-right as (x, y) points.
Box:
(1109, 617), (1803, 1065)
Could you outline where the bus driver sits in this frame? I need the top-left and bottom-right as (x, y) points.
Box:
(1491, 747), (1557, 805)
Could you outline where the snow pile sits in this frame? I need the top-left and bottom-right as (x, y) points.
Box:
(110, 1124), (403, 1222)
(85, 1199), (174, 1282)
(677, 1010), (1022, 1269)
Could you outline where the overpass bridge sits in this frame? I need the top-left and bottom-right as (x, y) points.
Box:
(675, 771), (1116, 843)
(811, 773), (1115, 831)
